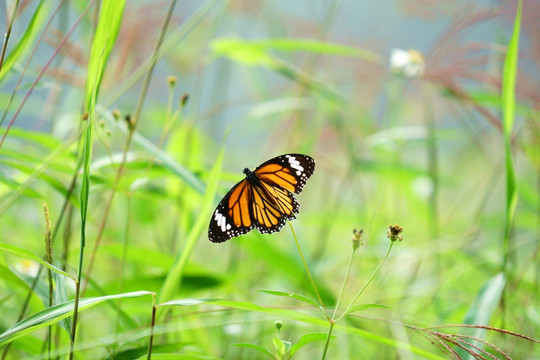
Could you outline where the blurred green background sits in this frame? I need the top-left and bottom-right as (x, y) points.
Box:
(0, 0), (538, 359)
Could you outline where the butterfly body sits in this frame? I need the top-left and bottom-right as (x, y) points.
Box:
(208, 154), (315, 243)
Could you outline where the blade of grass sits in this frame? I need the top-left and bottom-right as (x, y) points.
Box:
(0, 291), (153, 347)
(501, 0), (521, 276)
(83, 0), (175, 296)
(0, 243), (74, 281)
(72, 1), (126, 358)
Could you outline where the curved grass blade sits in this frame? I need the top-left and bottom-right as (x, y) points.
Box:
(0, 291), (152, 347)
(259, 290), (322, 310)
(290, 332), (331, 358)
(501, 0), (521, 274)
(0, 242), (74, 281)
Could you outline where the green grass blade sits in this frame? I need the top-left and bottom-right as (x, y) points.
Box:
(258, 290), (320, 308)
(210, 37), (382, 64)
(84, 0), (126, 107)
(157, 149), (224, 304)
(0, 291), (153, 346)
(501, 0), (521, 272)
(0, 242), (75, 281)
(0, 1), (49, 83)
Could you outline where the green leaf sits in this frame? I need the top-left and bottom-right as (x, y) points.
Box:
(463, 273), (506, 326)
(232, 343), (275, 359)
(501, 0), (521, 273)
(210, 37), (381, 66)
(457, 273), (506, 359)
(290, 332), (330, 357)
(259, 290), (321, 309)
(0, 126), (62, 150)
(273, 336), (286, 358)
(84, 0), (126, 107)
(0, 242), (75, 281)
(0, 291), (153, 346)
(52, 271), (73, 341)
(158, 298), (214, 307)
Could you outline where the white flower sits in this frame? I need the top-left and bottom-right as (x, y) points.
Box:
(14, 259), (40, 278)
(390, 48), (425, 78)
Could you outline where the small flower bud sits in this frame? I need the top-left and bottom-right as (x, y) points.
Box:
(274, 320), (283, 331)
(387, 224), (404, 242)
(112, 109), (121, 120)
(352, 228), (363, 250)
(167, 76), (178, 88)
(98, 120), (105, 128)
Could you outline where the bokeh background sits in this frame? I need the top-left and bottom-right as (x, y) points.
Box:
(0, 0), (538, 359)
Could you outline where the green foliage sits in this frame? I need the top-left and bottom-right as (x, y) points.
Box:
(0, 0), (538, 359)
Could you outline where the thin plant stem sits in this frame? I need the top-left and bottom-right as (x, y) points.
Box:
(147, 295), (157, 360)
(336, 242), (394, 322)
(287, 221), (326, 314)
(321, 321), (335, 360)
(68, 279), (81, 360)
(331, 248), (356, 321)
(0, 0), (20, 75)
(44, 203), (53, 360)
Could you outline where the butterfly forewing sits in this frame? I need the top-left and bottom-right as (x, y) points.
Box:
(208, 153), (315, 243)
(254, 154), (315, 194)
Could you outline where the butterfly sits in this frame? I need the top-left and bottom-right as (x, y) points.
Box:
(208, 154), (316, 243)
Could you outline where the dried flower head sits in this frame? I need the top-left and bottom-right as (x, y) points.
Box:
(124, 115), (135, 131)
(387, 224), (404, 242)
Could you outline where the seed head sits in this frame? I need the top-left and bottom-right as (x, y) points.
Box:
(352, 228), (364, 250)
(387, 224), (404, 242)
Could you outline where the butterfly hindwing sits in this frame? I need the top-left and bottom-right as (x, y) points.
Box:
(208, 179), (254, 243)
(251, 182), (300, 234)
